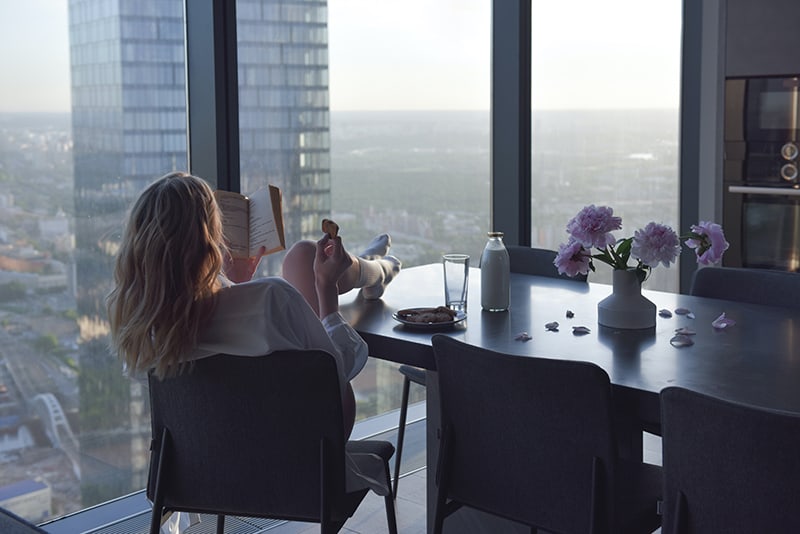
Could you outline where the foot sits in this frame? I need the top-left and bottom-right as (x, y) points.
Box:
(359, 233), (392, 260)
(360, 255), (401, 300)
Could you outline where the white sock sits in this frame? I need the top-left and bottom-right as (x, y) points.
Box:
(356, 256), (384, 288)
(359, 233), (392, 260)
(359, 256), (402, 300)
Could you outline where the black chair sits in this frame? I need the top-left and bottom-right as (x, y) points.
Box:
(147, 351), (398, 534)
(0, 507), (47, 534)
(660, 386), (800, 533)
(506, 245), (589, 282)
(689, 266), (800, 310)
(431, 335), (662, 534)
(392, 246), (586, 498)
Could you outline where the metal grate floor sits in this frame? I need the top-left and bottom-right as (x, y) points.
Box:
(83, 512), (286, 534)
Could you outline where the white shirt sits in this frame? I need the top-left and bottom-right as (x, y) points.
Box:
(192, 276), (368, 392)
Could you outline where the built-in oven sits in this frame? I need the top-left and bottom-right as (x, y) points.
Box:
(723, 76), (800, 272)
(722, 186), (800, 271)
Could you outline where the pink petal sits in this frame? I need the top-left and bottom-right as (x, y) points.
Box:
(712, 312), (736, 329)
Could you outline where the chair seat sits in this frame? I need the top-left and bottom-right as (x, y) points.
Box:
(398, 365), (426, 386)
(346, 440), (395, 461)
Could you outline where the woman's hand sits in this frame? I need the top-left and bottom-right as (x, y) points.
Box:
(223, 246), (266, 283)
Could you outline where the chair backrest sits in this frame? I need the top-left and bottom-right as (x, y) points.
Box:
(147, 350), (348, 523)
(689, 266), (800, 310)
(431, 335), (615, 533)
(506, 245), (588, 282)
(661, 387), (800, 533)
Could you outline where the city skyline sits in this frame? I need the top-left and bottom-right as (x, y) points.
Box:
(1, 0), (680, 113)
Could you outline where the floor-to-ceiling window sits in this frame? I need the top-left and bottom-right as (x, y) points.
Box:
(529, 0), (682, 291)
(0, 0), (686, 524)
(0, 0), (188, 521)
(325, 0), (491, 419)
(0, 0), (490, 522)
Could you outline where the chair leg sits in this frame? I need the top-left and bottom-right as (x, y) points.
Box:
(392, 375), (411, 498)
(149, 507), (163, 534)
(149, 428), (169, 534)
(432, 427), (452, 534)
(216, 514), (225, 533)
(384, 494), (399, 534)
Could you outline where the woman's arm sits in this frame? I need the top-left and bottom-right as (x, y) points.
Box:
(223, 246), (266, 283)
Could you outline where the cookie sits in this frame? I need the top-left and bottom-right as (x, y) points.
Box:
(321, 218), (339, 238)
(397, 306), (457, 324)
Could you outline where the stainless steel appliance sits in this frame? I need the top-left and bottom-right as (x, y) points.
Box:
(723, 76), (800, 271)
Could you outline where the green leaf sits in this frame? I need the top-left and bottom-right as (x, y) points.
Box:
(616, 237), (633, 266)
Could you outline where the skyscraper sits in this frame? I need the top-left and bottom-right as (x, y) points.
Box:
(237, 0), (332, 246)
(68, 0), (331, 507)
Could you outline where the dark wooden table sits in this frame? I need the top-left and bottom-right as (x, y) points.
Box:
(340, 263), (800, 532)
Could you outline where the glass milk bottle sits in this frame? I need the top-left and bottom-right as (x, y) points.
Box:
(480, 231), (510, 312)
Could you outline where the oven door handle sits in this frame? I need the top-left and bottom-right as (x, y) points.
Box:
(728, 185), (800, 197)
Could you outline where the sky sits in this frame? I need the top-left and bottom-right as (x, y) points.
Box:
(0, 0), (681, 113)
(0, 0), (71, 113)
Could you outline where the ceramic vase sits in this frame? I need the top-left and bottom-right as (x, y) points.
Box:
(597, 269), (656, 330)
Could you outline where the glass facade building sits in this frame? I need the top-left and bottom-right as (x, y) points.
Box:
(66, 0), (332, 512)
(237, 0), (332, 274)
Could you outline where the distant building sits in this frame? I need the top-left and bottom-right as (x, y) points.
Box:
(0, 479), (51, 523)
(38, 210), (70, 239)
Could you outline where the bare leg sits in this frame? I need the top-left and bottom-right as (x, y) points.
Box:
(282, 240), (360, 316)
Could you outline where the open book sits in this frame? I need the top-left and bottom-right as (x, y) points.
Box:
(214, 185), (286, 258)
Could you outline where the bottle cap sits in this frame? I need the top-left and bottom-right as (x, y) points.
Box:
(488, 231), (504, 237)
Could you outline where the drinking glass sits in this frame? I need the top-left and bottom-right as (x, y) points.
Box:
(442, 254), (470, 311)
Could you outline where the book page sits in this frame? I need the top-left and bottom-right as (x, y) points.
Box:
(214, 190), (250, 258)
(247, 187), (284, 256)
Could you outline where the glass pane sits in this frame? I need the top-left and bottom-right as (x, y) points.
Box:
(530, 1), (681, 291)
(0, 0), (186, 522)
(237, 0), (491, 420)
(330, 1), (490, 419)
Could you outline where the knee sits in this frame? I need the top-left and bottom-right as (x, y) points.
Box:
(284, 240), (316, 267)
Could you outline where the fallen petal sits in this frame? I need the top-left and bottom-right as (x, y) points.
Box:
(674, 307), (692, 315)
(712, 312), (736, 330)
(659, 309), (673, 318)
(515, 331), (532, 341)
(687, 312), (696, 319)
(566, 310), (575, 318)
(670, 334), (695, 347)
(572, 326), (591, 335)
(545, 321), (559, 331)
(675, 327), (696, 335)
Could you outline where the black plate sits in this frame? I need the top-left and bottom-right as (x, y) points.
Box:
(392, 307), (467, 330)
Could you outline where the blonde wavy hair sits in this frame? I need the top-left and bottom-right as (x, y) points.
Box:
(107, 172), (225, 378)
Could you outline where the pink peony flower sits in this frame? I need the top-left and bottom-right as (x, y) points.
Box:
(631, 222), (681, 268)
(555, 205), (728, 280)
(565, 205), (622, 249)
(554, 238), (592, 277)
(686, 221), (729, 265)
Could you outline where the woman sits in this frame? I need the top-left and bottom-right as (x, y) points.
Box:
(107, 171), (400, 441)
